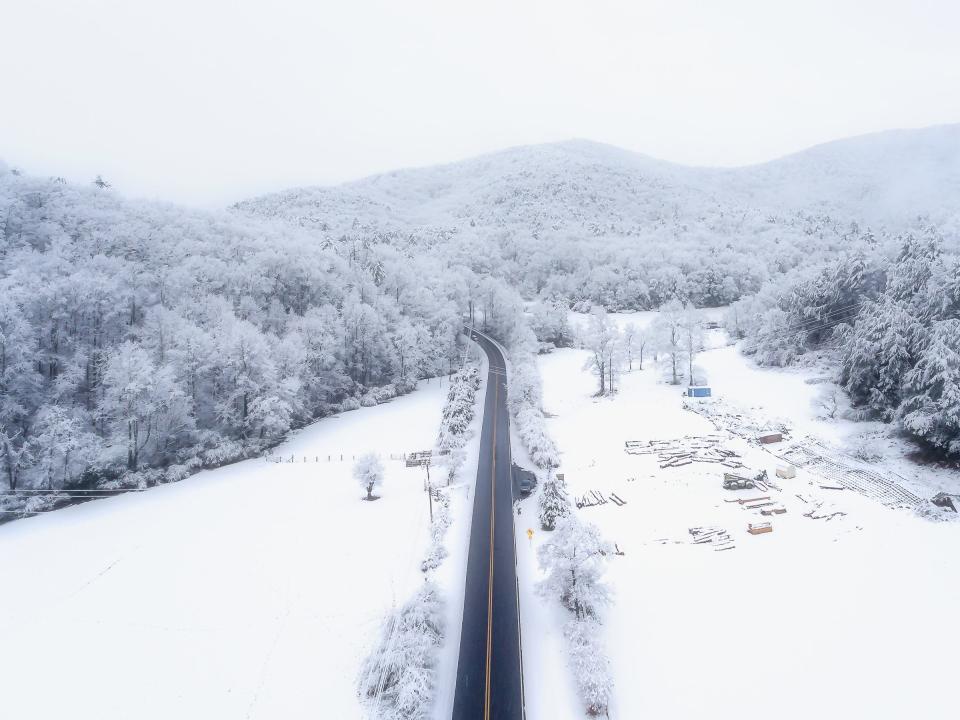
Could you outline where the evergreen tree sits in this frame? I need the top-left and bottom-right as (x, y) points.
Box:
(538, 471), (570, 531)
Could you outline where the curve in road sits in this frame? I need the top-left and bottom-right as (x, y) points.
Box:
(452, 328), (525, 720)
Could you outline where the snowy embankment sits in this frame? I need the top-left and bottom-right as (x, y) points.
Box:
(0, 379), (451, 720)
(526, 313), (960, 719)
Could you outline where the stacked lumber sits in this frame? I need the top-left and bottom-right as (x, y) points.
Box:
(689, 525), (735, 551)
(575, 490), (609, 509)
(625, 436), (743, 470)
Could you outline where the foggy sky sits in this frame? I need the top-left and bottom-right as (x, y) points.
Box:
(2, 0), (959, 207)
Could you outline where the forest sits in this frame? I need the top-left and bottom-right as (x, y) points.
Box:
(3, 126), (959, 515)
(0, 168), (481, 513)
(728, 226), (960, 457)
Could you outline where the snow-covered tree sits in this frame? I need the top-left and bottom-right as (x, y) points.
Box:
(651, 298), (687, 385)
(622, 321), (647, 371)
(899, 319), (960, 455)
(100, 343), (193, 470)
(564, 619), (613, 717)
(681, 305), (704, 382)
(538, 471), (570, 531)
(358, 581), (444, 720)
(538, 517), (612, 620)
(354, 452), (385, 500)
(581, 307), (620, 395)
(32, 405), (100, 489)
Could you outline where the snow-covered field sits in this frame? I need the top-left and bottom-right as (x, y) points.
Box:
(0, 379), (456, 720)
(522, 313), (960, 719)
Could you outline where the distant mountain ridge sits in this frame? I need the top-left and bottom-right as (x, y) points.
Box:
(234, 124), (960, 236)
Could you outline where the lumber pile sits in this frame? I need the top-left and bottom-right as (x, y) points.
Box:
(575, 490), (609, 509)
(689, 525), (735, 551)
(625, 436), (744, 470)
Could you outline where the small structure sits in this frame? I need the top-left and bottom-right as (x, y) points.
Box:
(758, 432), (783, 445)
(747, 522), (773, 535)
(687, 386), (712, 398)
(406, 450), (433, 467)
(776, 464), (797, 479)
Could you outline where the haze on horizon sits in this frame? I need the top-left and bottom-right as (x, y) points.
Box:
(2, 0), (959, 207)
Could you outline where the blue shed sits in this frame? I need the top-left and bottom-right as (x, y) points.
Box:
(688, 386), (712, 398)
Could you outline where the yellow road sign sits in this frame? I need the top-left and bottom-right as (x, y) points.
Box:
(526, 528), (534, 540)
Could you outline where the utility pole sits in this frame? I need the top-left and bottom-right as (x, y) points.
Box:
(425, 460), (433, 523)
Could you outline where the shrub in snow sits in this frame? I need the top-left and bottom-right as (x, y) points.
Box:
(812, 385), (841, 420)
(538, 472), (571, 530)
(395, 377), (419, 396)
(564, 619), (614, 717)
(847, 436), (885, 463)
(360, 394), (378, 408)
(373, 384), (397, 404)
(443, 447), (467, 486)
(538, 516), (612, 620)
(353, 452), (384, 500)
(339, 397), (361, 412)
(506, 349), (560, 469)
(358, 581), (444, 720)
(420, 493), (452, 572)
(436, 366), (481, 453)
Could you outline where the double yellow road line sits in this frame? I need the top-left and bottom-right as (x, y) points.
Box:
(483, 375), (499, 720)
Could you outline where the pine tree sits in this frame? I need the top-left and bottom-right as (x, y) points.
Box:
(538, 472), (570, 530)
(899, 319), (960, 455)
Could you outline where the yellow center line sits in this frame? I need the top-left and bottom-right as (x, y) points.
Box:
(484, 368), (498, 720)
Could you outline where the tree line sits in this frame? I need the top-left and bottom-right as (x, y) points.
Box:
(728, 226), (960, 457)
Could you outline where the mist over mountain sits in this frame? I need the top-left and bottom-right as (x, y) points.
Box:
(235, 124), (960, 237)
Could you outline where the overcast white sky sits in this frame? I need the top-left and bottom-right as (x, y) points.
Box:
(2, 0), (959, 207)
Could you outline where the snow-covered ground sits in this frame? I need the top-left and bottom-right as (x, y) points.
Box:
(0, 378), (460, 720)
(521, 313), (960, 719)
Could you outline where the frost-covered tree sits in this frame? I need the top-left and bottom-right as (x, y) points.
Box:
(651, 298), (687, 385)
(100, 343), (193, 470)
(538, 517), (612, 620)
(564, 619), (613, 717)
(32, 405), (100, 489)
(0, 429), (33, 491)
(582, 307), (620, 395)
(622, 322), (647, 371)
(538, 471), (570, 531)
(812, 386), (840, 420)
(681, 305), (704, 382)
(358, 581), (444, 720)
(899, 319), (960, 455)
(354, 452), (385, 500)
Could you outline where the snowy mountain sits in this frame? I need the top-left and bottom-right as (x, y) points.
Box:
(235, 124), (960, 236)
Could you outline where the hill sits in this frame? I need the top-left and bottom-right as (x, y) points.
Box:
(235, 124), (960, 236)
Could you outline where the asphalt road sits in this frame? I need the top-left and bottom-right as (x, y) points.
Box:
(452, 328), (525, 720)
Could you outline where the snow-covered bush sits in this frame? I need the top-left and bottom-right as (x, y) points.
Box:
(847, 436), (885, 463)
(538, 515), (615, 715)
(353, 453), (384, 500)
(373, 384), (397, 404)
(436, 366), (481, 454)
(506, 347), (560, 469)
(339, 397), (362, 413)
(420, 492), (452, 572)
(358, 582), (444, 720)
(360, 394), (378, 408)
(442, 447), (467, 486)
(564, 619), (614, 717)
